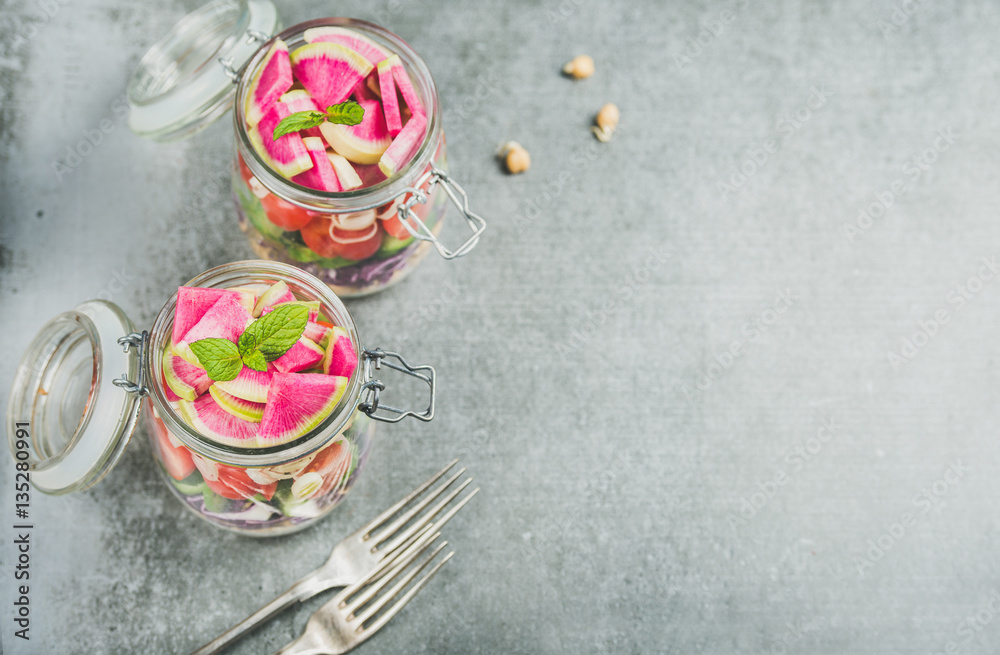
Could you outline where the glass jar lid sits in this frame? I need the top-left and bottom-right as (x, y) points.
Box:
(6, 301), (142, 494)
(127, 0), (279, 141)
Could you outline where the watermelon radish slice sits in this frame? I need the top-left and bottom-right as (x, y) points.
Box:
(230, 284), (271, 302)
(178, 393), (261, 447)
(261, 300), (320, 322)
(319, 98), (391, 165)
(248, 101), (314, 179)
(302, 26), (390, 66)
(293, 137), (344, 192)
(378, 111), (427, 178)
(278, 89), (324, 139)
(209, 385), (266, 422)
(272, 337), (325, 373)
(377, 56), (403, 137)
(162, 343), (212, 401)
(173, 287), (245, 346)
(303, 322), (331, 348)
(354, 163), (387, 188)
(244, 39), (294, 128)
(174, 295), (254, 367)
(322, 327), (358, 379)
(329, 154), (364, 190)
(290, 42), (373, 111)
(213, 364), (274, 404)
(252, 280), (295, 317)
(391, 57), (425, 118)
(257, 373), (350, 446)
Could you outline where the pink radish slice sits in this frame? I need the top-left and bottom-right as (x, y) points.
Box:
(244, 39), (294, 128)
(302, 27), (390, 66)
(290, 42), (373, 112)
(247, 101), (314, 179)
(378, 56), (402, 136)
(319, 97), (391, 165)
(378, 111), (427, 178)
(391, 57), (425, 118)
(293, 137), (344, 192)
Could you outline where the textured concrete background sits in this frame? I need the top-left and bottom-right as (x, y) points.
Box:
(3, 0), (1000, 653)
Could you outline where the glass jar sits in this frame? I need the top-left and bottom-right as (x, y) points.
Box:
(6, 261), (435, 536)
(127, 0), (485, 298)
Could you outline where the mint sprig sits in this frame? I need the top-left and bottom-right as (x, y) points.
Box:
(273, 101), (366, 140)
(190, 304), (310, 380)
(189, 339), (242, 382)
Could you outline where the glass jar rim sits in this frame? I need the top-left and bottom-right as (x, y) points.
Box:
(234, 17), (443, 212)
(147, 260), (365, 467)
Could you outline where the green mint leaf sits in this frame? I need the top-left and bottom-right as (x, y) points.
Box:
(273, 111), (326, 140)
(324, 101), (365, 126)
(242, 349), (268, 372)
(237, 304), (309, 366)
(189, 339), (242, 381)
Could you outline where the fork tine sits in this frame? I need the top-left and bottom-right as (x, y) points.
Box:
(376, 481), (476, 556)
(369, 467), (466, 548)
(343, 540), (448, 619)
(350, 544), (453, 628)
(360, 459), (459, 539)
(354, 552), (454, 642)
(340, 527), (440, 602)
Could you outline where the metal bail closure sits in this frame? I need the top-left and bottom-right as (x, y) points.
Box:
(396, 167), (487, 260)
(112, 332), (151, 397)
(358, 349), (435, 423)
(127, 0), (279, 142)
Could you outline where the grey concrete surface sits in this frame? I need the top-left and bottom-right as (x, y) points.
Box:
(3, 0), (1000, 653)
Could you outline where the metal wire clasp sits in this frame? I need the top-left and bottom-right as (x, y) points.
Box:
(112, 331), (150, 397)
(218, 29), (272, 82)
(358, 348), (435, 423)
(396, 167), (486, 260)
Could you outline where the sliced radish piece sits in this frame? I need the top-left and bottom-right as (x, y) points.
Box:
(378, 56), (402, 136)
(328, 154), (363, 190)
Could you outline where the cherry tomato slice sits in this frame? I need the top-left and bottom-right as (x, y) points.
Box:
(300, 215), (340, 259)
(332, 223), (384, 261)
(259, 193), (314, 231)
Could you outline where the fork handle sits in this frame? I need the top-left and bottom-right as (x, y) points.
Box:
(188, 569), (329, 655)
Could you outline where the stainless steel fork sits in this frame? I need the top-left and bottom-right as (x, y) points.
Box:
(273, 528), (454, 655)
(189, 460), (477, 655)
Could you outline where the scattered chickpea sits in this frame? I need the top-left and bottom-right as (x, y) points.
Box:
(499, 141), (531, 174)
(591, 103), (620, 143)
(562, 55), (594, 80)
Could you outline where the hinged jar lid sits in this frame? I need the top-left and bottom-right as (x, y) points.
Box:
(127, 0), (279, 141)
(6, 301), (144, 494)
